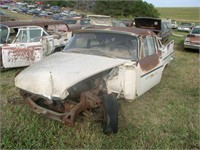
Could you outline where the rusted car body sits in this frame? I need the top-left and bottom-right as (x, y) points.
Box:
(184, 26), (200, 50)
(134, 17), (172, 43)
(15, 26), (174, 134)
(0, 20), (72, 70)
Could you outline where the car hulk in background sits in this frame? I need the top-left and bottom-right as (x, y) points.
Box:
(15, 26), (174, 134)
(134, 17), (172, 43)
(0, 20), (72, 70)
(184, 26), (200, 50)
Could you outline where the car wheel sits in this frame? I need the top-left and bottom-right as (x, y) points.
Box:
(101, 94), (118, 135)
(52, 46), (64, 53)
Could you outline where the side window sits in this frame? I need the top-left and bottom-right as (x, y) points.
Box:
(143, 36), (156, 57)
(15, 30), (28, 43)
(29, 29), (42, 42)
(8, 28), (18, 43)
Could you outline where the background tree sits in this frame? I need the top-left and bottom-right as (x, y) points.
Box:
(93, 1), (160, 18)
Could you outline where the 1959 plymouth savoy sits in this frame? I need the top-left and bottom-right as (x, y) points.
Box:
(15, 26), (174, 134)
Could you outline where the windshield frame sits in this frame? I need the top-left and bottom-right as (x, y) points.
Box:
(63, 31), (139, 60)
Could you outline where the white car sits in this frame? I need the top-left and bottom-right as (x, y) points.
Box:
(0, 20), (72, 70)
(15, 26), (174, 134)
(177, 22), (195, 32)
(171, 20), (178, 29)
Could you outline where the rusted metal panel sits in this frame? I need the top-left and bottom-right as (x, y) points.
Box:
(139, 54), (160, 71)
(2, 44), (43, 68)
(22, 90), (102, 126)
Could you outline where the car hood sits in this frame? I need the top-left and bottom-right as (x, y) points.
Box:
(15, 52), (128, 100)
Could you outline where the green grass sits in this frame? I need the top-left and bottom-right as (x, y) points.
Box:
(0, 7), (200, 149)
(157, 7), (200, 22)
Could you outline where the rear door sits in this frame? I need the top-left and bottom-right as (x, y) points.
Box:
(2, 27), (43, 68)
(137, 36), (163, 96)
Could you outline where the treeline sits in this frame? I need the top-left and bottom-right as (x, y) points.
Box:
(32, 0), (160, 18)
(92, 1), (159, 18)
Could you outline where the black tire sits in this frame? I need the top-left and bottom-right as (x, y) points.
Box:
(101, 94), (118, 135)
(52, 46), (64, 53)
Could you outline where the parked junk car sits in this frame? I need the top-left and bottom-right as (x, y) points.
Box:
(171, 20), (178, 29)
(87, 15), (112, 26)
(50, 6), (60, 13)
(17, 7), (29, 14)
(63, 17), (91, 31)
(0, 20), (72, 70)
(27, 9), (41, 16)
(15, 26), (174, 134)
(177, 22), (195, 32)
(134, 17), (172, 43)
(38, 11), (53, 18)
(184, 26), (200, 50)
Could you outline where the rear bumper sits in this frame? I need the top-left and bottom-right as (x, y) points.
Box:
(177, 28), (190, 32)
(184, 43), (200, 50)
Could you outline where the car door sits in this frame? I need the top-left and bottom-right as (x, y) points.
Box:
(1, 27), (43, 69)
(137, 36), (163, 96)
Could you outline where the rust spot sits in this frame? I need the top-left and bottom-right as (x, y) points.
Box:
(188, 36), (200, 45)
(21, 89), (103, 126)
(2, 45), (42, 62)
(139, 53), (159, 71)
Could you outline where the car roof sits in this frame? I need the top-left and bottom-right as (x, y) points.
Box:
(75, 26), (156, 36)
(1, 20), (68, 28)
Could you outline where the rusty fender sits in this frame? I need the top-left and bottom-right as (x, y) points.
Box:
(24, 90), (102, 126)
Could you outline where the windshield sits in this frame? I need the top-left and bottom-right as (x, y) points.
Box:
(0, 25), (9, 44)
(191, 27), (200, 34)
(63, 32), (138, 60)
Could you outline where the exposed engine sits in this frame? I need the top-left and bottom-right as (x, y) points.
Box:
(21, 69), (111, 114)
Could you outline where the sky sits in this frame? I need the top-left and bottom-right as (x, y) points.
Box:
(144, 0), (200, 7)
